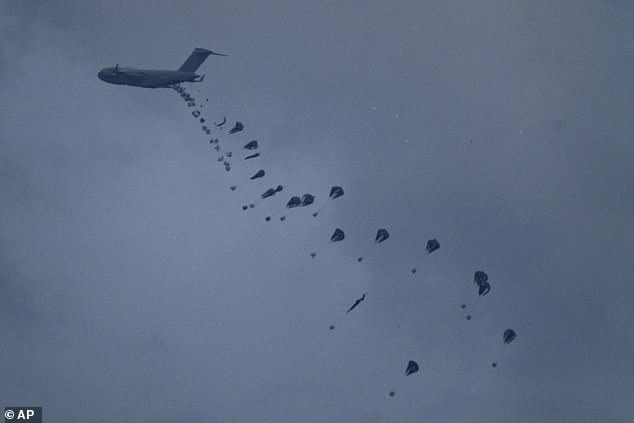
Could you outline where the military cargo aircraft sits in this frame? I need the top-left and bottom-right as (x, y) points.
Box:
(98, 48), (226, 88)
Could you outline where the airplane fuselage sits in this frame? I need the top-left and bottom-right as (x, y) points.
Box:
(97, 67), (202, 88)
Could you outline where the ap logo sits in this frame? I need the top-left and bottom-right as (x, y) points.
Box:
(4, 407), (42, 423)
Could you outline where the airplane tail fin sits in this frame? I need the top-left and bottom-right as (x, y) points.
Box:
(178, 48), (226, 73)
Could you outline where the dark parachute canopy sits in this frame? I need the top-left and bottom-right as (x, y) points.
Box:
(375, 229), (390, 243)
(229, 122), (244, 134)
(329, 186), (344, 200)
(426, 238), (440, 254)
(244, 140), (258, 150)
(250, 170), (265, 180)
(503, 329), (517, 344)
(330, 228), (345, 242)
(405, 360), (419, 376)
(262, 185), (283, 199)
(474, 271), (490, 296)
(215, 116), (226, 127)
(301, 194), (315, 207)
(286, 196), (301, 208)
(478, 282), (491, 296)
(474, 271), (488, 285)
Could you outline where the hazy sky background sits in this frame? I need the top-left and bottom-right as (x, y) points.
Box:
(1, 1), (633, 422)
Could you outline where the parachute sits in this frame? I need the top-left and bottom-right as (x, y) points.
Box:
(329, 293), (367, 330)
(503, 329), (516, 344)
(300, 194), (315, 207)
(426, 238), (440, 254)
(474, 271), (488, 285)
(474, 271), (490, 296)
(245, 153), (260, 160)
(329, 186), (344, 199)
(250, 170), (265, 180)
(390, 360), (419, 396)
(346, 293), (366, 314)
(405, 360), (419, 376)
(311, 229), (345, 257)
(244, 140), (258, 150)
(229, 122), (244, 134)
(356, 228), (390, 262)
(215, 116), (226, 127)
(286, 196), (301, 208)
(261, 185), (283, 199)
(478, 281), (491, 296)
(330, 228), (345, 242)
(375, 229), (390, 243)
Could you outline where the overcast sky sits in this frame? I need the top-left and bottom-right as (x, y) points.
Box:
(1, 1), (633, 422)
